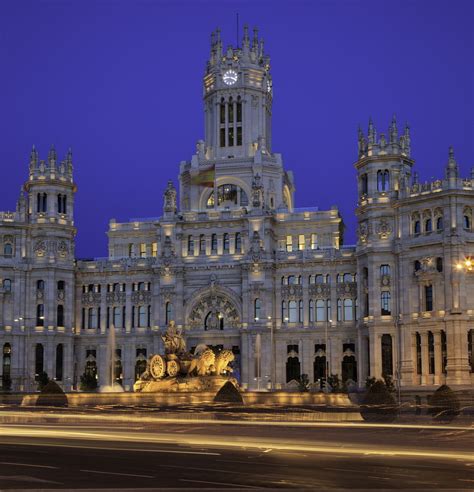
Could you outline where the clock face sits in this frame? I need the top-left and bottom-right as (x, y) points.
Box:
(223, 70), (238, 86)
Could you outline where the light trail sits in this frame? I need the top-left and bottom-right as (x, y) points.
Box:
(0, 409), (473, 431)
(1, 425), (473, 463)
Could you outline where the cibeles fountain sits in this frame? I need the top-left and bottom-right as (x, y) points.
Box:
(133, 321), (238, 394)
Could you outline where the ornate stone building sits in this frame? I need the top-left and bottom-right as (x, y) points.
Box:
(1, 27), (473, 392)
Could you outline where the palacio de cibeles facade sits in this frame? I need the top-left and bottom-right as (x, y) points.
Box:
(0, 27), (473, 395)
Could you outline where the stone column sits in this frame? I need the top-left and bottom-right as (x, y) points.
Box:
(445, 316), (471, 385)
(420, 332), (429, 385)
(369, 331), (381, 379)
(433, 330), (442, 385)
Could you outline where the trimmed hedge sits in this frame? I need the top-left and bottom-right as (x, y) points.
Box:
(428, 385), (460, 422)
(36, 380), (68, 407)
(361, 380), (397, 422)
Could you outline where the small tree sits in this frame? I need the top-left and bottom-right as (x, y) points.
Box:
(383, 374), (396, 393)
(37, 371), (50, 391)
(365, 376), (377, 389)
(79, 372), (98, 391)
(361, 379), (397, 422)
(328, 374), (346, 393)
(429, 385), (460, 422)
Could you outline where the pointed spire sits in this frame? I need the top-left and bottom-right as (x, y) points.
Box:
(30, 144), (38, 166)
(259, 37), (264, 58)
(243, 24), (249, 47)
(446, 146), (459, 179)
(389, 113), (398, 144)
(252, 27), (258, 48)
(48, 144), (57, 167)
(368, 117), (376, 145)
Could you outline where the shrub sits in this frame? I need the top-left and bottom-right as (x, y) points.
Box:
(298, 374), (310, 392)
(213, 381), (243, 404)
(429, 385), (460, 422)
(80, 372), (98, 391)
(36, 371), (50, 391)
(328, 374), (346, 393)
(361, 379), (397, 422)
(36, 380), (68, 407)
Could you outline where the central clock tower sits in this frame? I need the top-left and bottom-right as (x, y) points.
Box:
(203, 26), (273, 160)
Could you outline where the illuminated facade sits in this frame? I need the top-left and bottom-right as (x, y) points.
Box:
(1, 27), (473, 392)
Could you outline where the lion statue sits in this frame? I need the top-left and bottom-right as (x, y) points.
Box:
(187, 348), (216, 376)
(213, 350), (235, 376)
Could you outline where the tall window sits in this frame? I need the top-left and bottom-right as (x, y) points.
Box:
(57, 194), (67, 214)
(140, 243), (147, 258)
(298, 234), (305, 251)
(343, 299), (353, 321)
(37, 279), (45, 291)
(187, 235), (194, 255)
(416, 332), (422, 374)
(3, 279), (11, 292)
(326, 299), (332, 322)
(381, 334), (393, 376)
(316, 300), (325, 321)
(425, 285), (433, 312)
(309, 300), (314, 322)
(254, 298), (261, 320)
(441, 330), (447, 374)
(223, 233), (230, 253)
(428, 331), (435, 374)
(113, 306), (122, 328)
(380, 264), (391, 276)
(235, 232), (242, 252)
(165, 302), (173, 325)
(199, 234), (206, 254)
(88, 308), (97, 329)
(2, 343), (11, 387)
(311, 233), (318, 249)
(138, 306), (147, 327)
(436, 216), (443, 231)
(152, 242), (158, 257)
(37, 193), (47, 213)
(55, 344), (63, 381)
(286, 235), (293, 252)
(35, 343), (44, 378)
(281, 301), (287, 322)
(381, 291), (391, 315)
(3, 243), (13, 257)
(211, 234), (218, 253)
(360, 174), (368, 195)
(425, 218), (432, 232)
(377, 170), (390, 192)
(414, 220), (421, 235)
(36, 304), (44, 326)
(288, 301), (297, 323)
(57, 280), (65, 291)
(57, 305), (64, 327)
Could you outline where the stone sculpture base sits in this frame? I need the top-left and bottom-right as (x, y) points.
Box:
(134, 375), (239, 394)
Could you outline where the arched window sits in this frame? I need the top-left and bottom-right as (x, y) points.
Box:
(165, 302), (173, 325)
(281, 276), (286, 285)
(436, 216), (443, 231)
(343, 273), (353, 283)
(381, 334), (393, 376)
(113, 306), (122, 328)
(2, 343), (11, 389)
(137, 282), (145, 291)
(223, 233), (230, 252)
(3, 279), (11, 292)
(55, 344), (63, 381)
(211, 234), (218, 253)
(37, 193), (47, 213)
(425, 218), (432, 233)
(377, 170), (390, 192)
(414, 220), (421, 234)
(381, 291), (391, 315)
(316, 300), (325, 321)
(88, 308), (97, 329)
(187, 235), (194, 255)
(57, 280), (65, 291)
(342, 355), (357, 382)
(199, 234), (206, 254)
(36, 304), (44, 326)
(309, 300), (314, 322)
(380, 264), (391, 276)
(35, 343), (44, 378)
(235, 233), (242, 252)
(56, 305), (64, 327)
(207, 184), (249, 209)
(464, 213), (471, 230)
(254, 298), (261, 320)
(3, 243), (13, 257)
(308, 275), (314, 285)
(37, 280), (45, 291)
(314, 355), (326, 382)
(288, 275), (296, 285)
(360, 174), (368, 195)
(343, 299), (353, 321)
(286, 356), (301, 383)
(288, 300), (297, 323)
(428, 331), (435, 374)
(315, 275), (324, 284)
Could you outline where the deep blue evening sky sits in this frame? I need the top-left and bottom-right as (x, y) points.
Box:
(1, 0), (473, 257)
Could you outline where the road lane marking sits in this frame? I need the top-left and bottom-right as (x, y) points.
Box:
(0, 461), (58, 469)
(179, 478), (260, 488)
(80, 469), (155, 478)
(0, 475), (62, 484)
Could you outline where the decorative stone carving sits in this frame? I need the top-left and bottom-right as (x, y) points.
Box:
(163, 181), (177, 214)
(358, 222), (369, 243)
(281, 284), (303, 299)
(336, 282), (357, 298)
(82, 292), (102, 306)
(131, 291), (151, 304)
(248, 230), (263, 263)
(380, 275), (391, 287)
(34, 240), (46, 257)
(376, 218), (392, 239)
(308, 284), (330, 299)
(106, 292), (126, 305)
(252, 173), (264, 208)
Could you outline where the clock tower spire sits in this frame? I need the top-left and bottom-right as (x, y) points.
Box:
(204, 25), (273, 160)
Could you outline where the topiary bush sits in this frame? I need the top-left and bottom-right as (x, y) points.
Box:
(36, 371), (50, 391)
(361, 379), (397, 422)
(36, 380), (68, 407)
(428, 385), (460, 422)
(213, 381), (243, 404)
(80, 372), (98, 391)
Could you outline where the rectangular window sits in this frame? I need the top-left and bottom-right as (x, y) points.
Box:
(425, 285), (433, 312)
(311, 233), (317, 249)
(316, 300), (325, 321)
(298, 234), (305, 251)
(152, 242), (158, 257)
(326, 299), (332, 322)
(128, 243), (134, 257)
(236, 102), (242, 122)
(228, 127), (234, 147)
(220, 128), (226, 147)
(140, 243), (146, 258)
(286, 235), (293, 252)
(228, 103), (234, 122)
(113, 307), (121, 328)
(220, 104), (225, 124)
(236, 126), (242, 146)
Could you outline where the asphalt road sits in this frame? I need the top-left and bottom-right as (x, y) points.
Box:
(0, 419), (473, 490)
